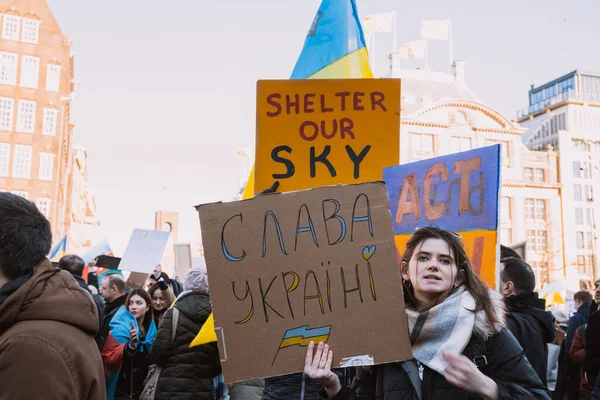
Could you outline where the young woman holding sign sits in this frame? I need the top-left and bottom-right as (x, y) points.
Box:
(304, 227), (550, 399)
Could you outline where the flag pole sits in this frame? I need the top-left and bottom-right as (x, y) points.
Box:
(449, 19), (454, 67)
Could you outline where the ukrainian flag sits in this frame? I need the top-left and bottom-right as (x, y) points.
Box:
(49, 235), (67, 262)
(279, 325), (332, 349)
(241, 0), (373, 200)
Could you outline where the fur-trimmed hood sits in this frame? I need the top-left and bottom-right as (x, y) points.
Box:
(473, 289), (507, 340)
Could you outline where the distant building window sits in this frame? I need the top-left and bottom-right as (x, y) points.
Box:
(45, 64), (61, 92)
(12, 144), (32, 178)
(0, 142), (9, 176)
(2, 15), (20, 41)
(11, 190), (28, 199)
(576, 208), (584, 225)
(574, 161), (581, 178)
(450, 137), (471, 153)
(0, 97), (14, 131)
(20, 55), (39, 88)
(38, 152), (54, 181)
(587, 208), (592, 225)
(501, 197), (511, 220)
(16, 100), (36, 133)
(577, 255), (587, 275)
(588, 232), (594, 250)
(577, 231), (585, 249)
(36, 198), (51, 218)
(42, 108), (57, 136)
(21, 18), (39, 44)
(525, 198), (546, 220)
(0, 52), (18, 85)
(527, 229), (548, 253)
(524, 167), (533, 182)
(410, 133), (434, 158)
(535, 168), (545, 182)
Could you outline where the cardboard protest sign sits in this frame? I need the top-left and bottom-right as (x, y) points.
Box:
(383, 145), (501, 288)
(254, 79), (400, 194)
(197, 181), (411, 383)
(118, 229), (170, 274)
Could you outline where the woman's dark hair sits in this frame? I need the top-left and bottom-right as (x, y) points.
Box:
(400, 226), (499, 329)
(148, 283), (167, 312)
(125, 288), (154, 331)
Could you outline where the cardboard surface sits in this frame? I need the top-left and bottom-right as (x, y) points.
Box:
(255, 79), (400, 194)
(197, 181), (411, 383)
(118, 229), (170, 274)
(383, 145), (501, 288)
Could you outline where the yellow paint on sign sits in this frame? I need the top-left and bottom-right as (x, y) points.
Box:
(255, 79), (400, 194)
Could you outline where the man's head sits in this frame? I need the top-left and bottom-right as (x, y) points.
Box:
(153, 264), (162, 279)
(58, 254), (85, 276)
(574, 290), (593, 310)
(0, 192), (52, 285)
(100, 274), (126, 303)
(594, 278), (600, 303)
(500, 257), (536, 297)
(500, 245), (522, 260)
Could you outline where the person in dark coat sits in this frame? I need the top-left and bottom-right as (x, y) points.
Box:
(99, 273), (128, 350)
(150, 267), (222, 400)
(59, 254), (106, 347)
(585, 278), (600, 398)
(564, 291), (593, 399)
(304, 227), (550, 400)
(500, 257), (556, 385)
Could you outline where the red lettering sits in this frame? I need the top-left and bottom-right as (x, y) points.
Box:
(299, 121), (319, 141)
(340, 118), (355, 139)
(304, 93), (315, 113)
(320, 94), (333, 113)
(321, 119), (338, 139)
(454, 157), (482, 215)
(370, 92), (387, 111)
(423, 162), (449, 220)
(266, 94), (282, 117)
(286, 94), (300, 115)
(353, 92), (365, 110)
(335, 92), (351, 111)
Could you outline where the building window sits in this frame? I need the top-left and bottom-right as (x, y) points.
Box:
(576, 208), (584, 225)
(587, 208), (592, 225)
(573, 139), (589, 152)
(588, 232), (594, 250)
(524, 167), (533, 182)
(582, 161), (592, 179)
(577, 231), (585, 249)
(575, 184), (582, 201)
(450, 137), (471, 153)
(410, 133), (434, 157)
(501, 228), (512, 245)
(501, 197), (511, 220)
(21, 18), (39, 44)
(525, 198), (546, 220)
(535, 169), (545, 183)
(45, 64), (61, 92)
(20, 55), (39, 88)
(42, 108), (58, 136)
(12, 144), (32, 178)
(38, 152), (54, 181)
(11, 190), (28, 199)
(574, 161), (581, 178)
(36, 198), (51, 218)
(0, 52), (18, 85)
(0, 97), (14, 131)
(577, 255), (588, 275)
(0, 142), (9, 176)
(16, 100), (36, 133)
(2, 15), (20, 41)
(527, 229), (548, 253)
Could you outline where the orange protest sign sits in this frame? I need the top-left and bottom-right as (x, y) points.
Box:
(255, 79), (400, 194)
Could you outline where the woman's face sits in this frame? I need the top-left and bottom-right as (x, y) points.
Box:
(128, 294), (150, 320)
(401, 238), (459, 304)
(151, 290), (167, 312)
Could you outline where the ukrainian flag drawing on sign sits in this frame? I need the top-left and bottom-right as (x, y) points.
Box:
(272, 325), (332, 365)
(240, 0), (374, 200)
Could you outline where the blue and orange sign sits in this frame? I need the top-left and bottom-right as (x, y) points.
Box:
(383, 145), (501, 288)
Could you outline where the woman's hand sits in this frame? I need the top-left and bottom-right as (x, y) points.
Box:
(304, 341), (341, 398)
(129, 323), (138, 349)
(442, 353), (498, 400)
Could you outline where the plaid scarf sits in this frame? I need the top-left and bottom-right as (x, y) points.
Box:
(406, 287), (476, 374)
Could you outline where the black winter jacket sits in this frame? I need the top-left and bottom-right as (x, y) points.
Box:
(506, 292), (556, 386)
(150, 291), (222, 400)
(324, 329), (550, 400)
(263, 369), (350, 400)
(585, 309), (600, 384)
(72, 274), (105, 347)
(99, 294), (127, 350)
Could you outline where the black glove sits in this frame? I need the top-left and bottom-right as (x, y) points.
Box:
(157, 277), (169, 291)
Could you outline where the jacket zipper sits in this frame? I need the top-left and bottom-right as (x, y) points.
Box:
(418, 361), (424, 381)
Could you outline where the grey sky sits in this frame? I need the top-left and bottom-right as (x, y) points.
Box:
(46, 0), (598, 253)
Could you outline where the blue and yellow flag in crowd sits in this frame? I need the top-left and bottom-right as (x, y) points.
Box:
(192, 0), (374, 348)
(49, 235), (67, 262)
